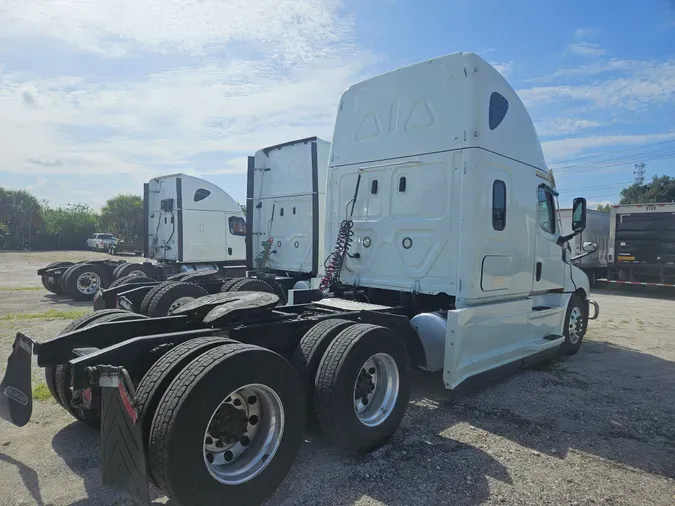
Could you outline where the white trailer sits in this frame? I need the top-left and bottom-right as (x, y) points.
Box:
(559, 208), (609, 284)
(4, 52), (600, 506)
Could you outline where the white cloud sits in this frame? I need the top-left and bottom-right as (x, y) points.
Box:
(542, 132), (675, 161)
(528, 59), (642, 82)
(574, 28), (599, 39)
(535, 118), (603, 137)
(518, 59), (675, 110)
(567, 42), (606, 57)
(490, 61), (514, 77)
(0, 0), (379, 184)
(1, 0), (354, 61)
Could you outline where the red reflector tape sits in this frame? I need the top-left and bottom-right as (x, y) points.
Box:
(118, 382), (138, 424)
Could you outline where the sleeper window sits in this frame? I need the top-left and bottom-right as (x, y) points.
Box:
(194, 188), (211, 202)
(492, 180), (506, 231)
(228, 216), (246, 236)
(489, 92), (509, 130)
(537, 186), (556, 234)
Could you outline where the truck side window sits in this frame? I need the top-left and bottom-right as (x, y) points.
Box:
(194, 188), (211, 202)
(228, 216), (246, 236)
(537, 186), (556, 234)
(492, 180), (506, 231)
(489, 92), (509, 130)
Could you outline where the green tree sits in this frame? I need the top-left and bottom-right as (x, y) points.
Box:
(0, 188), (43, 249)
(620, 175), (675, 204)
(100, 194), (144, 243)
(596, 204), (612, 212)
(41, 203), (100, 250)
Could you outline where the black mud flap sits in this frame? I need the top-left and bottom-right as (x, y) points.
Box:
(99, 366), (150, 506)
(0, 333), (35, 427)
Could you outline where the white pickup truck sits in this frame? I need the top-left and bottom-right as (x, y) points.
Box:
(86, 233), (119, 251)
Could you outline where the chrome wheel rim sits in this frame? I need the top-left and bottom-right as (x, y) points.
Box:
(76, 272), (101, 295)
(168, 296), (196, 314)
(353, 353), (399, 427)
(568, 306), (583, 344)
(203, 384), (284, 485)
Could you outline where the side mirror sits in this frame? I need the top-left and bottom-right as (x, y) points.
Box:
(582, 241), (597, 252)
(572, 197), (587, 233)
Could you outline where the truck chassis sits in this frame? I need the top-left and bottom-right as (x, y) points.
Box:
(1, 290), (431, 505)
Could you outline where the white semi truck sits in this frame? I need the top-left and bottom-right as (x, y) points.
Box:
(2, 52), (599, 506)
(37, 174), (249, 300)
(95, 138), (331, 313)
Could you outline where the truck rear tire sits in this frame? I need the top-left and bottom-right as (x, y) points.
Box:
(292, 319), (354, 427)
(140, 282), (178, 315)
(45, 309), (132, 406)
(40, 261), (73, 294)
(223, 278), (275, 295)
(148, 343), (305, 505)
(561, 293), (587, 356)
(147, 282), (209, 317)
(54, 311), (149, 427)
(108, 272), (151, 289)
(63, 263), (109, 300)
(135, 336), (234, 484)
(114, 262), (144, 280)
(314, 323), (411, 454)
(219, 277), (246, 293)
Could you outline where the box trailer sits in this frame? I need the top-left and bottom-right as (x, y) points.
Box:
(600, 203), (675, 287)
(559, 208), (609, 284)
(3, 52), (599, 506)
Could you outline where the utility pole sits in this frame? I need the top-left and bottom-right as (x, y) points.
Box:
(633, 162), (646, 185)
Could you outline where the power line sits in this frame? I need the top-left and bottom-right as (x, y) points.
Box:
(550, 138), (675, 165)
(557, 180), (632, 194)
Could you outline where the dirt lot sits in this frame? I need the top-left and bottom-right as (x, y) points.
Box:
(0, 251), (674, 506)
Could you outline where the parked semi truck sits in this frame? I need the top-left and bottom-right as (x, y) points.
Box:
(1, 52), (599, 506)
(600, 203), (675, 287)
(37, 173), (249, 300)
(559, 208), (609, 285)
(94, 137), (332, 315)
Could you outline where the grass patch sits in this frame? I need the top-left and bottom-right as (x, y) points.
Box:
(1, 309), (88, 321)
(32, 382), (55, 402)
(0, 286), (43, 292)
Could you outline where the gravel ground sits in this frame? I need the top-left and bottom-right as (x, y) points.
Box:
(0, 251), (674, 506)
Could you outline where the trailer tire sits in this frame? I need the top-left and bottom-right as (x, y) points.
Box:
(40, 261), (74, 294)
(314, 323), (411, 454)
(63, 263), (109, 300)
(292, 319), (354, 428)
(148, 343), (305, 505)
(147, 282), (209, 317)
(225, 278), (276, 295)
(114, 262), (145, 280)
(561, 293), (586, 356)
(135, 336), (234, 484)
(53, 311), (148, 427)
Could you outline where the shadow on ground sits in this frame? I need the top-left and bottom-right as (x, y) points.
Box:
(51, 423), (173, 505)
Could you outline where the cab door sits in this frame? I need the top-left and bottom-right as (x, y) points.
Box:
(532, 185), (565, 293)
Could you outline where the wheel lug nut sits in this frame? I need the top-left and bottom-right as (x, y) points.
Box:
(205, 437), (213, 445)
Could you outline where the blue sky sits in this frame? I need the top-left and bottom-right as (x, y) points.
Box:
(1, 0), (674, 210)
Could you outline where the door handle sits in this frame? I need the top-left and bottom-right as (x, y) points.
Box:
(536, 262), (542, 281)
